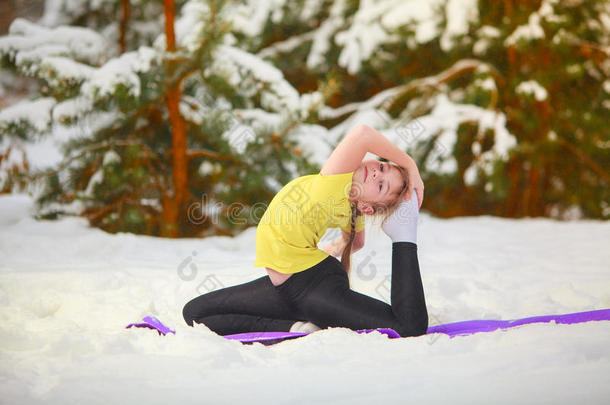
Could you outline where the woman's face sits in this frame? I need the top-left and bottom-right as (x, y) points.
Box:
(351, 158), (404, 214)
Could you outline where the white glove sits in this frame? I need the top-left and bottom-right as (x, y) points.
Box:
(381, 189), (419, 244)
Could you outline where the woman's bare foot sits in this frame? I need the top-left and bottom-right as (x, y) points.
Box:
(289, 321), (321, 333)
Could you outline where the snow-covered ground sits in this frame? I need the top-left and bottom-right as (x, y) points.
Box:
(0, 193), (609, 404)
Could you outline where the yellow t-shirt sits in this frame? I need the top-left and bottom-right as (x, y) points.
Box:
(254, 171), (365, 274)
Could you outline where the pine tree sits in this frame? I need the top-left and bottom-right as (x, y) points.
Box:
(38, 0), (188, 54)
(0, 0), (329, 236)
(236, 0), (609, 219)
(473, 0), (610, 218)
(2, 0), (607, 226)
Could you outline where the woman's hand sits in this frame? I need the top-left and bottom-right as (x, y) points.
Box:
(404, 164), (424, 209)
(321, 236), (348, 257)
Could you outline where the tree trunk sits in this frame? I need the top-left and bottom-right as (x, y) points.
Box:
(527, 165), (541, 216)
(505, 157), (521, 217)
(162, 0), (188, 237)
(119, 0), (130, 54)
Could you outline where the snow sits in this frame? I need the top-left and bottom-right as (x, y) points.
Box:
(229, 0), (287, 38)
(229, 0), (479, 67)
(209, 45), (301, 113)
(335, 1), (396, 75)
(222, 123), (256, 155)
(516, 80), (549, 101)
(52, 96), (93, 123)
(2, 18), (110, 66)
(38, 0), (95, 27)
(440, 0), (479, 51)
(197, 161), (219, 177)
(316, 69), (516, 184)
(306, 0), (348, 69)
(83, 168), (103, 197)
(474, 77), (497, 92)
(80, 150), (120, 197)
(0, 97), (56, 134)
(38, 56), (95, 86)
(397, 93), (516, 177)
(175, 0), (213, 52)
(505, 13), (545, 47)
(81, 47), (160, 100)
(290, 123), (334, 165)
(0, 193), (609, 403)
(238, 0), (481, 74)
(478, 25), (501, 39)
(331, 0), (480, 73)
(504, 0), (562, 47)
(300, 0), (323, 21)
(380, 0), (441, 43)
(0, 139), (26, 189)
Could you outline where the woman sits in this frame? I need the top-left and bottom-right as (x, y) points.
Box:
(183, 124), (428, 337)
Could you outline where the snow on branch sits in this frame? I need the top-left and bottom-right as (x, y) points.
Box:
(319, 59), (498, 121)
(0, 18), (110, 68)
(81, 47), (160, 101)
(52, 96), (94, 124)
(412, 93), (516, 181)
(333, 0), (479, 74)
(516, 80), (548, 102)
(0, 97), (56, 135)
(208, 45), (321, 116)
(504, 0), (567, 47)
(228, 0), (287, 37)
(37, 56), (96, 90)
(318, 57), (510, 181)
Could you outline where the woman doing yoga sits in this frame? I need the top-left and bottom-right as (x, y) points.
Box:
(182, 124), (428, 337)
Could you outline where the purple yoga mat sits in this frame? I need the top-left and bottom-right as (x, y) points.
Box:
(125, 316), (176, 336)
(124, 309), (610, 343)
(223, 327), (401, 344)
(426, 308), (610, 338)
(222, 308), (610, 343)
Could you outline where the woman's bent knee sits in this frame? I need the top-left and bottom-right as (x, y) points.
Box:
(183, 301), (195, 326)
(182, 292), (216, 327)
(183, 296), (206, 327)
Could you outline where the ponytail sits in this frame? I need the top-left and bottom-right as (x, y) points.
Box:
(340, 202), (359, 277)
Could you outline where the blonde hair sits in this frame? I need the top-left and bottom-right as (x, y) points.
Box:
(340, 163), (409, 277)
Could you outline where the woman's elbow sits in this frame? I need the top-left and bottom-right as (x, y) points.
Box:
(347, 124), (372, 144)
(353, 123), (372, 134)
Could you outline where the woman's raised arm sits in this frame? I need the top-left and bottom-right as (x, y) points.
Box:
(320, 124), (424, 208)
(320, 124), (370, 176)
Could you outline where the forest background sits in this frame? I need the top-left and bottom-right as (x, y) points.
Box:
(1, 0), (608, 238)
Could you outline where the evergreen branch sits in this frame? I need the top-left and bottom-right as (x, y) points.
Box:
(164, 0), (230, 88)
(141, 156), (168, 195)
(186, 148), (235, 161)
(257, 31), (317, 59)
(83, 194), (129, 225)
(75, 153), (104, 191)
(571, 39), (610, 57)
(272, 78), (338, 140)
(84, 189), (162, 226)
(26, 140), (161, 183)
(124, 197), (162, 215)
(557, 137), (610, 183)
(319, 59), (501, 120)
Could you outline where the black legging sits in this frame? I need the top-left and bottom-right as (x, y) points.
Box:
(182, 242), (428, 337)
